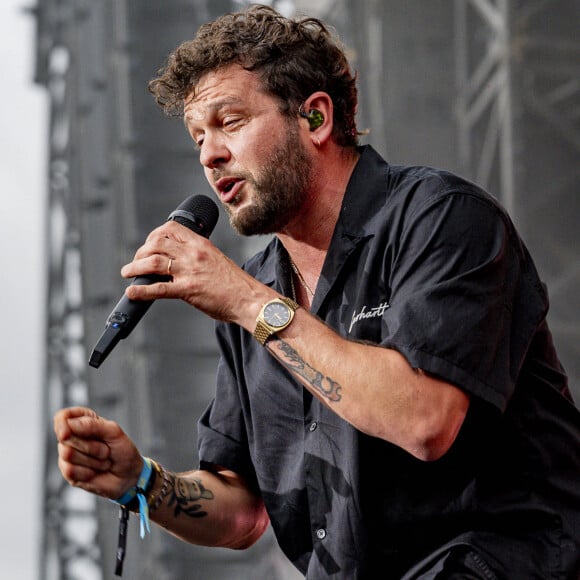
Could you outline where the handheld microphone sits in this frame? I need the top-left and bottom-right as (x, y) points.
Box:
(89, 194), (219, 369)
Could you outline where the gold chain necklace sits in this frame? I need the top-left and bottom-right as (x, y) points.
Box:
(289, 258), (315, 299)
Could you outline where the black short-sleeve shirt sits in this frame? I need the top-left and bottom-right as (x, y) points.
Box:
(198, 146), (580, 579)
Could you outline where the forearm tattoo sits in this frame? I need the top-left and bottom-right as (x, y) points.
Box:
(272, 339), (342, 402)
(166, 472), (214, 519)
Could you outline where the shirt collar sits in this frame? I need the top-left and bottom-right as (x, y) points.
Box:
(252, 145), (390, 294)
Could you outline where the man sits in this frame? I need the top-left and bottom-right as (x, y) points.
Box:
(55, 5), (580, 579)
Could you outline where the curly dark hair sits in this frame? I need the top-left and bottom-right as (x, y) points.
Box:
(148, 4), (360, 147)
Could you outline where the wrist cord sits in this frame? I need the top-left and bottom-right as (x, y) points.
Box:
(115, 456), (153, 537)
(112, 456), (154, 576)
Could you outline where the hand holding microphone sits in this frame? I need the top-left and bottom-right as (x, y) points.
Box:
(89, 194), (219, 368)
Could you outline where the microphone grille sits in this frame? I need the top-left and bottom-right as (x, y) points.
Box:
(170, 194), (219, 237)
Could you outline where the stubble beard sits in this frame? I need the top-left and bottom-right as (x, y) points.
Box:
(225, 124), (313, 236)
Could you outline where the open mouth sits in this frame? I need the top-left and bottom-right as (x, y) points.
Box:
(215, 177), (244, 202)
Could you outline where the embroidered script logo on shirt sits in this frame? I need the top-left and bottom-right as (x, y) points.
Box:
(349, 301), (390, 333)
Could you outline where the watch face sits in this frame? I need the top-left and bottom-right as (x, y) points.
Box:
(263, 301), (292, 328)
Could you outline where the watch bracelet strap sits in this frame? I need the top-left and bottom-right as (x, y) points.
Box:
(254, 296), (300, 345)
(279, 296), (299, 310)
(254, 321), (271, 345)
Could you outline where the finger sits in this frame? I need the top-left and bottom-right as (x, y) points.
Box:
(58, 429), (110, 460)
(144, 223), (175, 244)
(66, 414), (126, 446)
(57, 406), (98, 419)
(58, 454), (100, 484)
(54, 406), (97, 441)
(139, 223), (189, 255)
(145, 220), (195, 243)
(136, 221), (202, 261)
(57, 456), (114, 498)
(124, 278), (174, 301)
(121, 253), (171, 280)
(58, 441), (111, 472)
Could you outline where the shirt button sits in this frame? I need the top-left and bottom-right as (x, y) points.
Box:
(309, 421), (318, 432)
(316, 528), (327, 540)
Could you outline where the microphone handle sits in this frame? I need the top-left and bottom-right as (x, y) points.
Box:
(106, 273), (170, 339)
(88, 194), (219, 369)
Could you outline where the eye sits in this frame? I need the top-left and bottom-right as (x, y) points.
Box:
(223, 115), (242, 129)
(193, 135), (204, 150)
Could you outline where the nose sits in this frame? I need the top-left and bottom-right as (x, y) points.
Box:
(199, 132), (230, 169)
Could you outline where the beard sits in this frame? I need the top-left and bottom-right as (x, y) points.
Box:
(223, 123), (313, 236)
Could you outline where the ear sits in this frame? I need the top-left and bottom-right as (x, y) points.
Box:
(299, 92), (333, 145)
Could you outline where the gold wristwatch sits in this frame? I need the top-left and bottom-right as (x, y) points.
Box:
(253, 297), (300, 345)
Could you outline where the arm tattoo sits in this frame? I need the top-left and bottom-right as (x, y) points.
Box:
(273, 339), (342, 402)
(166, 472), (214, 519)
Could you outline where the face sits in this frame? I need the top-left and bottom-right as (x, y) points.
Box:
(184, 65), (314, 235)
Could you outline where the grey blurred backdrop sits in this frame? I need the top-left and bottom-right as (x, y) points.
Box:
(36, 0), (580, 578)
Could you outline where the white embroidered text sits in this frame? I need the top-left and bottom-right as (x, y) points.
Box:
(349, 301), (390, 333)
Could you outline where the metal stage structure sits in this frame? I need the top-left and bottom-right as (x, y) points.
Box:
(35, 0), (579, 578)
